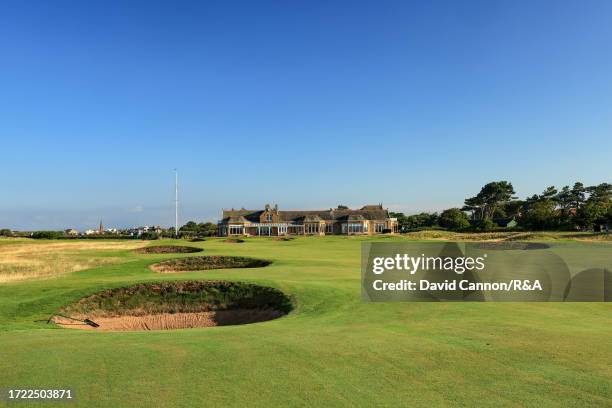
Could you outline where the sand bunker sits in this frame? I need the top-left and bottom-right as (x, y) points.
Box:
(136, 245), (203, 254)
(150, 256), (271, 273)
(54, 281), (291, 331)
(476, 242), (550, 250)
(55, 309), (285, 331)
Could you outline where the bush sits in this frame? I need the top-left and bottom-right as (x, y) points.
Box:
(31, 231), (64, 239)
(477, 219), (497, 232)
(0, 229), (11, 237)
(140, 232), (160, 240)
(438, 208), (470, 230)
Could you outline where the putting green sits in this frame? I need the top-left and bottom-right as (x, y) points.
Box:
(0, 236), (610, 407)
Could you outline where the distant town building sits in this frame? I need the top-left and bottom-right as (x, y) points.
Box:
(64, 229), (79, 236)
(124, 225), (163, 237)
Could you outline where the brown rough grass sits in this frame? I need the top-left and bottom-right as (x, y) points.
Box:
(135, 245), (202, 254)
(0, 240), (145, 283)
(149, 256), (271, 273)
(401, 230), (612, 242)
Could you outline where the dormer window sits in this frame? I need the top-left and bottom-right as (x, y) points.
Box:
(266, 214), (273, 222)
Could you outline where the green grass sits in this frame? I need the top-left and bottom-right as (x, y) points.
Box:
(0, 235), (611, 407)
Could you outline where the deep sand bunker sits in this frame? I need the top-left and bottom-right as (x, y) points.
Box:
(136, 245), (203, 254)
(54, 281), (292, 331)
(150, 256), (271, 273)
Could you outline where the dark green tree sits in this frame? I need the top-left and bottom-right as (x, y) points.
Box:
(575, 183), (612, 229)
(587, 183), (612, 202)
(519, 187), (560, 230)
(403, 212), (439, 230)
(463, 181), (517, 220)
(31, 231), (64, 239)
(179, 221), (198, 233)
(197, 222), (218, 237)
(438, 208), (470, 230)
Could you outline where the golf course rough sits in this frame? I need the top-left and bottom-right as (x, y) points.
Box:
(136, 245), (204, 254)
(0, 236), (611, 407)
(149, 255), (272, 273)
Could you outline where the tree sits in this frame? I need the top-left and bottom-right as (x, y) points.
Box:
(0, 229), (11, 237)
(540, 186), (558, 201)
(179, 221), (198, 233)
(438, 208), (470, 230)
(557, 182), (586, 217)
(31, 231), (63, 239)
(197, 222), (218, 237)
(179, 221), (217, 237)
(574, 184), (612, 229)
(140, 231), (160, 240)
(403, 212), (439, 230)
(463, 181), (517, 220)
(520, 199), (558, 230)
(500, 200), (523, 219)
(336, 205), (349, 210)
(519, 187), (560, 230)
(587, 183), (612, 202)
(576, 201), (609, 229)
(570, 182), (588, 208)
(477, 218), (497, 232)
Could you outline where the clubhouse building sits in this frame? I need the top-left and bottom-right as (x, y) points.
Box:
(218, 204), (398, 236)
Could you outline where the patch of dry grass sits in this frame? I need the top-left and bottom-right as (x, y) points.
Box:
(401, 230), (612, 242)
(0, 240), (145, 283)
(402, 230), (524, 241)
(150, 255), (271, 273)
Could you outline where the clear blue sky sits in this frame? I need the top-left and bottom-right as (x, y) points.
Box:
(1, 1), (611, 230)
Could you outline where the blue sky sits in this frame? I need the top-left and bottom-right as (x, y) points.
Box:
(1, 1), (611, 230)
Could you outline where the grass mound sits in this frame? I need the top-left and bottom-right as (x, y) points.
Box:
(475, 242), (550, 250)
(136, 245), (203, 254)
(190, 238), (205, 242)
(224, 238), (245, 243)
(150, 256), (271, 273)
(55, 280), (292, 331)
(272, 237), (293, 241)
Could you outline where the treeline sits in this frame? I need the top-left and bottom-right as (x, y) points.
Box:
(0, 222), (218, 240)
(27, 231), (143, 240)
(391, 181), (612, 232)
(178, 221), (217, 237)
(3, 230), (172, 240)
